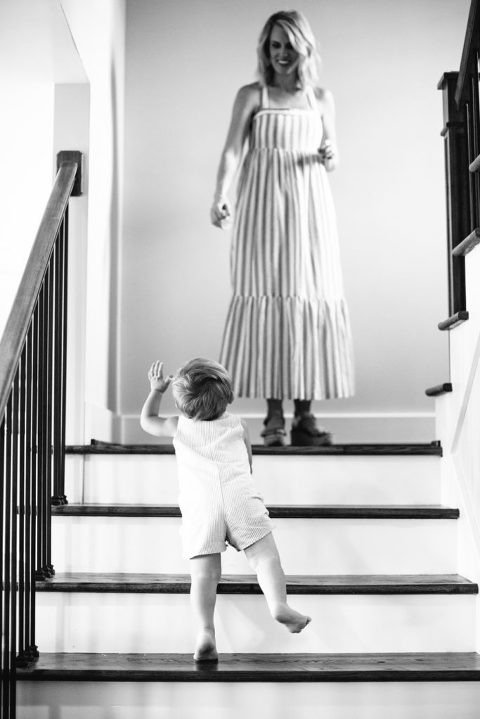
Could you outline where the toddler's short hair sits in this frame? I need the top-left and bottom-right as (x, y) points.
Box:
(171, 358), (234, 421)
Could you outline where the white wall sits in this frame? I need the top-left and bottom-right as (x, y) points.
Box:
(54, 84), (90, 444)
(0, 85), (54, 336)
(60, 0), (126, 441)
(0, 0), (86, 337)
(120, 0), (470, 443)
(436, 244), (480, 652)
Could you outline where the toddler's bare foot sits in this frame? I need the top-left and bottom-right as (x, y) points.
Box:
(273, 604), (311, 634)
(193, 629), (218, 662)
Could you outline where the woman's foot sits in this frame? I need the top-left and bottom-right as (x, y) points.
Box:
(261, 414), (287, 447)
(291, 413), (332, 446)
(193, 629), (218, 662)
(272, 603), (312, 633)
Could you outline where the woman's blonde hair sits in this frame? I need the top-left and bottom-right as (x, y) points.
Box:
(257, 10), (320, 90)
(171, 358), (234, 421)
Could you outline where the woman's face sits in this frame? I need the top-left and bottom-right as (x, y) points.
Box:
(268, 24), (299, 77)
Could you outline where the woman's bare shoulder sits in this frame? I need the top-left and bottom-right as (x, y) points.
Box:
(313, 87), (335, 105)
(234, 82), (262, 111)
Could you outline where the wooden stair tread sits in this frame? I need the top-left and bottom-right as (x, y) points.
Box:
(66, 442), (442, 456)
(36, 572), (478, 594)
(51, 504), (460, 519)
(17, 652), (480, 682)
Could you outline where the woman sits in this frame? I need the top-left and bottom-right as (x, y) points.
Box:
(211, 10), (354, 446)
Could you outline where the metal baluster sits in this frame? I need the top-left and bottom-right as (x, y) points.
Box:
(0, 413), (5, 713)
(60, 209), (69, 503)
(36, 283), (46, 580)
(471, 66), (480, 228)
(466, 100), (476, 231)
(52, 238), (60, 503)
(52, 226), (66, 505)
(477, 51), (480, 227)
(10, 372), (19, 716)
(17, 346), (26, 667)
(24, 324), (33, 662)
(45, 261), (54, 576)
(3, 395), (12, 716)
(30, 307), (39, 658)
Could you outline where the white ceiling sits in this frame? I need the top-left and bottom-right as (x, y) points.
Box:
(0, 0), (87, 84)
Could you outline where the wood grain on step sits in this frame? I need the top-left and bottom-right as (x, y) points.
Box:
(66, 443), (443, 456)
(16, 651), (480, 682)
(36, 573), (478, 595)
(51, 504), (460, 519)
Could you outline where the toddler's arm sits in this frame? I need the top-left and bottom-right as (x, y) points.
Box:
(241, 419), (253, 474)
(140, 361), (178, 438)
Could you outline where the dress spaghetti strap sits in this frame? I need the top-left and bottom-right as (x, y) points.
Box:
(306, 85), (316, 109)
(261, 85), (269, 109)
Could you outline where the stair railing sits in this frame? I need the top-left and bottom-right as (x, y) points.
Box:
(0, 151), (82, 717)
(438, 0), (480, 329)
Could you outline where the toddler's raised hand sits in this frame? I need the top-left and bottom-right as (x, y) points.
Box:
(148, 361), (173, 393)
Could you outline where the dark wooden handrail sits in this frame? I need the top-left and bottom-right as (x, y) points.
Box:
(0, 161), (77, 418)
(455, 0), (480, 107)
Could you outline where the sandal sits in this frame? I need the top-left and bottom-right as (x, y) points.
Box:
(290, 413), (332, 446)
(261, 414), (287, 447)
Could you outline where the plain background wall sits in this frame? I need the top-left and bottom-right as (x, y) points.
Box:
(54, 83), (90, 444)
(120, 0), (470, 442)
(0, 0), (86, 337)
(60, 0), (126, 441)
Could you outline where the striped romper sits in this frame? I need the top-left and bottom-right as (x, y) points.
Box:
(173, 413), (273, 559)
(220, 84), (354, 400)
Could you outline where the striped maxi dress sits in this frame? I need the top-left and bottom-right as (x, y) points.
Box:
(219, 84), (354, 400)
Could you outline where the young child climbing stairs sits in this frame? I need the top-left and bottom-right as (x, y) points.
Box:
(140, 357), (311, 661)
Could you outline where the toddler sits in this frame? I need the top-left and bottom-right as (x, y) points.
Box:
(140, 357), (311, 662)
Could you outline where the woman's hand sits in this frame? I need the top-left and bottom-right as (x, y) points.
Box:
(319, 140), (337, 172)
(148, 360), (173, 393)
(210, 197), (232, 229)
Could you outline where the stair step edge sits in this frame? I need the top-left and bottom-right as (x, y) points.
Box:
(36, 573), (479, 595)
(17, 652), (480, 682)
(52, 505), (460, 519)
(66, 442), (443, 456)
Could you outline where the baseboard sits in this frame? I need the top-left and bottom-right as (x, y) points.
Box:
(119, 412), (435, 445)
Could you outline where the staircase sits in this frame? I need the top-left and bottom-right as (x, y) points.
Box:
(15, 441), (480, 718)
(5, 3), (480, 715)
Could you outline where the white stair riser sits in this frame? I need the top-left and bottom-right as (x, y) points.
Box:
(448, 321), (478, 426)
(36, 593), (475, 653)
(17, 681), (480, 719)
(51, 516), (458, 574)
(65, 455), (441, 505)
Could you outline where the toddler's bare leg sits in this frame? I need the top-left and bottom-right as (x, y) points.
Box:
(244, 533), (311, 633)
(189, 553), (221, 661)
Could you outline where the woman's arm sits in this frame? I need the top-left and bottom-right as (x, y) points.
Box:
(211, 83), (260, 228)
(140, 361), (179, 438)
(317, 88), (339, 172)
